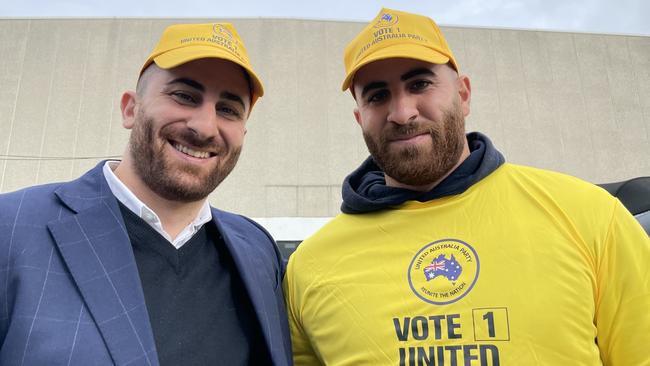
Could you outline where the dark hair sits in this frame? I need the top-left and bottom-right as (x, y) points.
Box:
(136, 64), (156, 96)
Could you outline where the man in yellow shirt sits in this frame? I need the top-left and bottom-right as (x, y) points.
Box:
(284, 8), (650, 366)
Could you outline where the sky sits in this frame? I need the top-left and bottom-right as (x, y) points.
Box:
(1, 0), (648, 36)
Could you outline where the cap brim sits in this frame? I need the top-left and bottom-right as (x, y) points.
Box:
(341, 43), (451, 91)
(152, 45), (264, 100)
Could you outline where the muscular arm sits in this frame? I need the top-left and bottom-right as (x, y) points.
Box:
(595, 201), (650, 365)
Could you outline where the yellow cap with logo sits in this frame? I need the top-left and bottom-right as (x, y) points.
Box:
(141, 22), (264, 105)
(342, 8), (458, 91)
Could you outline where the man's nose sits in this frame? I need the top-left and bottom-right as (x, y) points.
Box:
(186, 104), (220, 140)
(387, 93), (418, 125)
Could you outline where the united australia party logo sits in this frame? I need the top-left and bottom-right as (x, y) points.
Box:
(374, 12), (399, 28)
(408, 239), (479, 305)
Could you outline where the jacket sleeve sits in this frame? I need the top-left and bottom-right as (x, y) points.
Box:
(595, 201), (650, 366)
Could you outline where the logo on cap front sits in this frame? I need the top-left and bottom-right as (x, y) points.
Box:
(213, 24), (234, 40)
(374, 12), (399, 28)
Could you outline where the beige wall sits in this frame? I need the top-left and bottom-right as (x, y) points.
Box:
(1, 18), (649, 217)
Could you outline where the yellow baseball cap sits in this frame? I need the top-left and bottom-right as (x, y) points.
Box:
(141, 22), (264, 105)
(342, 8), (459, 91)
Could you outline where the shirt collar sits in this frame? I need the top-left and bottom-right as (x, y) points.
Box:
(102, 161), (212, 248)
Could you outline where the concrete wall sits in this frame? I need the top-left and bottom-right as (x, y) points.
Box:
(1, 18), (649, 217)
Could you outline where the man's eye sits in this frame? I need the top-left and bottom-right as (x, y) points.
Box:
(217, 104), (243, 119)
(171, 91), (197, 104)
(368, 90), (388, 104)
(410, 80), (432, 91)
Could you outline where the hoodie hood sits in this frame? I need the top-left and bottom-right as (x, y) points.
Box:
(341, 132), (505, 214)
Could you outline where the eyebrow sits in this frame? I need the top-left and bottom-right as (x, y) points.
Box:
(221, 91), (246, 110)
(167, 78), (246, 110)
(359, 67), (437, 98)
(167, 77), (205, 92)
(400, 68), (435, 81)
(360, 81), (387, 99)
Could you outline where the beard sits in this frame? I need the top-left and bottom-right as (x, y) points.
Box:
(128, 111), (241, 202)
(363, 99), (466, 187)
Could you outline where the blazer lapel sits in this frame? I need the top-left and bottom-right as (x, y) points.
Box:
(213, 213), (290, 366)
(48, 162), (159, 366)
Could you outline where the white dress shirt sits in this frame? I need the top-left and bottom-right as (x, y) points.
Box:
(102, 161), (212, 249)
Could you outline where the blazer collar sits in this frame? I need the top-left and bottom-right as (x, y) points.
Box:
(54, 160), (118, 214)
(49, 161), (159, 366)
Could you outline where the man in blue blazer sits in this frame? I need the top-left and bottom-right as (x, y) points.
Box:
(0, 23), (291, 365)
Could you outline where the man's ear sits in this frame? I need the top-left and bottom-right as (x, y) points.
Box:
(353, 107), (362, 127)
(458, 75), (472, 117)
(121, 91), (138, 129)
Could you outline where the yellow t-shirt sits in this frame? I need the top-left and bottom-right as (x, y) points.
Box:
(284, 163), (650, 366)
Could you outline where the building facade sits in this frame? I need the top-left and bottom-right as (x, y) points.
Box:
(1, 18), (648, 233)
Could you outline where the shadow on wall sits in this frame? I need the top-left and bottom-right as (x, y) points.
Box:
(598, 177), (650, 236)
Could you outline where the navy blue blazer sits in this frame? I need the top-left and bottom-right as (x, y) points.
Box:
(0, 162), (292, 365)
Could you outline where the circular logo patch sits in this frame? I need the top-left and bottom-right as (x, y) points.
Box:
(374, 13), (399, 28)
(213, 24), (234, 40)
(407, 238), (480, 305)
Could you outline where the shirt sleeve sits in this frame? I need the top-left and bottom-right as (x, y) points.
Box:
(595, 201), (650, 366)
(283, 255), (324, 366)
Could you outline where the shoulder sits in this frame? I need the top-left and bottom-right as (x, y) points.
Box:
(0, 182), (63, 201)
(211, 207), (284, 269)
(0, 183), (70, 266)
(0, 183), (65, 222)
(286, 213), (361, 275)
(486, 163), (621, 237)
(0, 163), (107, 222)
(490, 163), (613, 203)
(211, 207), (275, 240)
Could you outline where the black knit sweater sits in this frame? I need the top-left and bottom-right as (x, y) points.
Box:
(119, 203), (269, 365)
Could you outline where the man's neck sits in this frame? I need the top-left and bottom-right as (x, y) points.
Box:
(112, 162), (206, 240)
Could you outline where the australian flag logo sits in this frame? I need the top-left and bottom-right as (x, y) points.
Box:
(375, 13), (399, 28)
(423, 254), (462, 282)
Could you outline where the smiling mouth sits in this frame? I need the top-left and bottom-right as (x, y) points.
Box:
(391, 132), (429, 142)
(171, 141), (215, 159)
